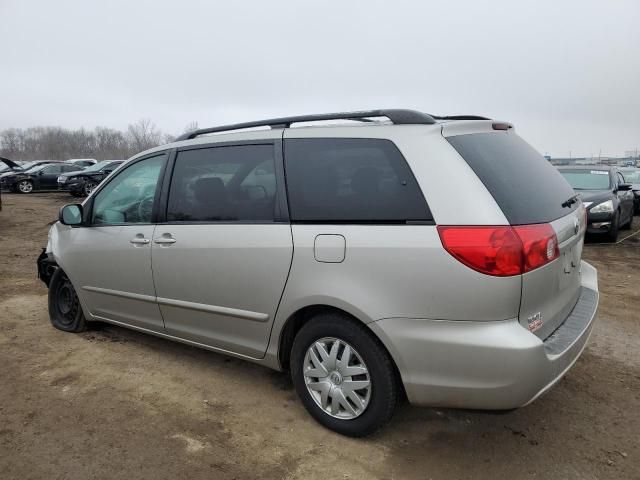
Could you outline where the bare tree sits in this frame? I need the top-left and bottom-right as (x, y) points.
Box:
(183, 121), (199, 133)
(126, 118), (163, 152)
(0, 120), (174, 161)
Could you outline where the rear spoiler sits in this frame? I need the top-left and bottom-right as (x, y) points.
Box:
(441, 120), (514, 137)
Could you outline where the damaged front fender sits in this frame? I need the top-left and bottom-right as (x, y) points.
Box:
(37, 248), (58, 287)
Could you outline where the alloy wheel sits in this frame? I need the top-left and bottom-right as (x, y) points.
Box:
(18, 180), (33, 193)
(83, 181), (96, 196)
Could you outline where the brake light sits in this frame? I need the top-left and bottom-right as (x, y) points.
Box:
(437, 224), (559, 277)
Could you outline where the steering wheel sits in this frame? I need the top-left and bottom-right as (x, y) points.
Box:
(137, 195), (154, 221)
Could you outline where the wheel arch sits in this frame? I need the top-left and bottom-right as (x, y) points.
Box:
(276, 303), (406, 398)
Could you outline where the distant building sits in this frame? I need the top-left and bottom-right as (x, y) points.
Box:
(549, 157), (590, 166)
(549, 156), (636, 167)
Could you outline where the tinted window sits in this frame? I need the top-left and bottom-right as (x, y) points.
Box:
(447, 133), (578, 224)
(284, 138), (430, 222)
(558, 170), (611, 190)
(621, 170), (640, 183)
(41, 164), (63, 174)
(92, 154), (165, 225)
(167, 144), (276, 222)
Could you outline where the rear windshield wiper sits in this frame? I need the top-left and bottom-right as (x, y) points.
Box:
(561, 193), (580, 208)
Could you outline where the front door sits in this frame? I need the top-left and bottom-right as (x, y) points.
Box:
(150, 141), (293, 358)
(38, 164), (65, 189)
(60, 153), (168, 331)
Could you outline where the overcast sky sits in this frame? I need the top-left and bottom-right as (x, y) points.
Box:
(1, 0), (638, 157)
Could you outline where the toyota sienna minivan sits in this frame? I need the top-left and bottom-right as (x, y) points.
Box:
(38, 109), (599, 436)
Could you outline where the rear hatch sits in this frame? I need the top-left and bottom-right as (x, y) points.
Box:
(445, 125), (584, 338)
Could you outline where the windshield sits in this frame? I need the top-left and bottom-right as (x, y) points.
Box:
(621, 170), (640, 183)
(559, 170), (611, 190)
(23, 164), (52, 173)
(15, 161), (39, 171)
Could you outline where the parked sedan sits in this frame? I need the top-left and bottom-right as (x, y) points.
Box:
(0, 160), (59, 185)
(1, 162), (81, 193)
(58, 160), (124, 196)
(619, 167), (640, 214)
(558, 166), (634, 241)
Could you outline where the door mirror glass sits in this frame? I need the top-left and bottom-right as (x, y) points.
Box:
(59, 204), (83, 225)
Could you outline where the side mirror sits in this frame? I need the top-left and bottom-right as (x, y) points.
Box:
(617, 183), (632, 191)
(59, 204), (83, 226)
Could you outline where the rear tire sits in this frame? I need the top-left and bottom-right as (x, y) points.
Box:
(48, 268), (88, 332)
(290, 312), (398, 437)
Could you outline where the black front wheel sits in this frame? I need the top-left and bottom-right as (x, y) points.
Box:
(48, 268), (88, 332)
(606, 211), (620, 242)
(621, 210), (633, 230)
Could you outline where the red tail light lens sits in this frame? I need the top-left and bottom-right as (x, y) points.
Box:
(437, 224), (559, 277)
(513, 224), (559, 272)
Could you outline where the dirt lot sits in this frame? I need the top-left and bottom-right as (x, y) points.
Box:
(1, 192), (639, 480)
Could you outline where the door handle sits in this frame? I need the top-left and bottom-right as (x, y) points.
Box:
(154, 234), (176, 245)
(130, 237), (150, 245)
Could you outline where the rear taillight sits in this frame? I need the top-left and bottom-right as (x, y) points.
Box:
(437, 224), (559, 277)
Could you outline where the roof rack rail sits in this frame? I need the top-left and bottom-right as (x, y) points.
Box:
(175, 109), (437, 141)
(431, 115), (491, 121)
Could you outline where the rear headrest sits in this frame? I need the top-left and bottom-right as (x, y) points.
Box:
(193, 177), (227, 204)
(351, 167), (381, 196)
(304, 166), (339, 204)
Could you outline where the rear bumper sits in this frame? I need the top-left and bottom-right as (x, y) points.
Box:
(369, 261), (598, 410)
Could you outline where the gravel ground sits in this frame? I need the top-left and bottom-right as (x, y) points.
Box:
(1, 192), (639, 480)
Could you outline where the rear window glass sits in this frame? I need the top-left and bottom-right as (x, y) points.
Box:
(447, 132), (578, 225)
(558, 170), (611, 190)
(284, 138), (431, 222)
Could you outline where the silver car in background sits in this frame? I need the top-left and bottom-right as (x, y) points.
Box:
(38, 109), (598, 436)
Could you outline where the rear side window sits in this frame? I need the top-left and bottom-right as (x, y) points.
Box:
(284, 138), (431, 222)
(167, 144), (276, 222)
(447, 132), (578, 225)
(42, 164), (63, 174)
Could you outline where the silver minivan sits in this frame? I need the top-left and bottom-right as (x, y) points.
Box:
(38, 110), (598, 436)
